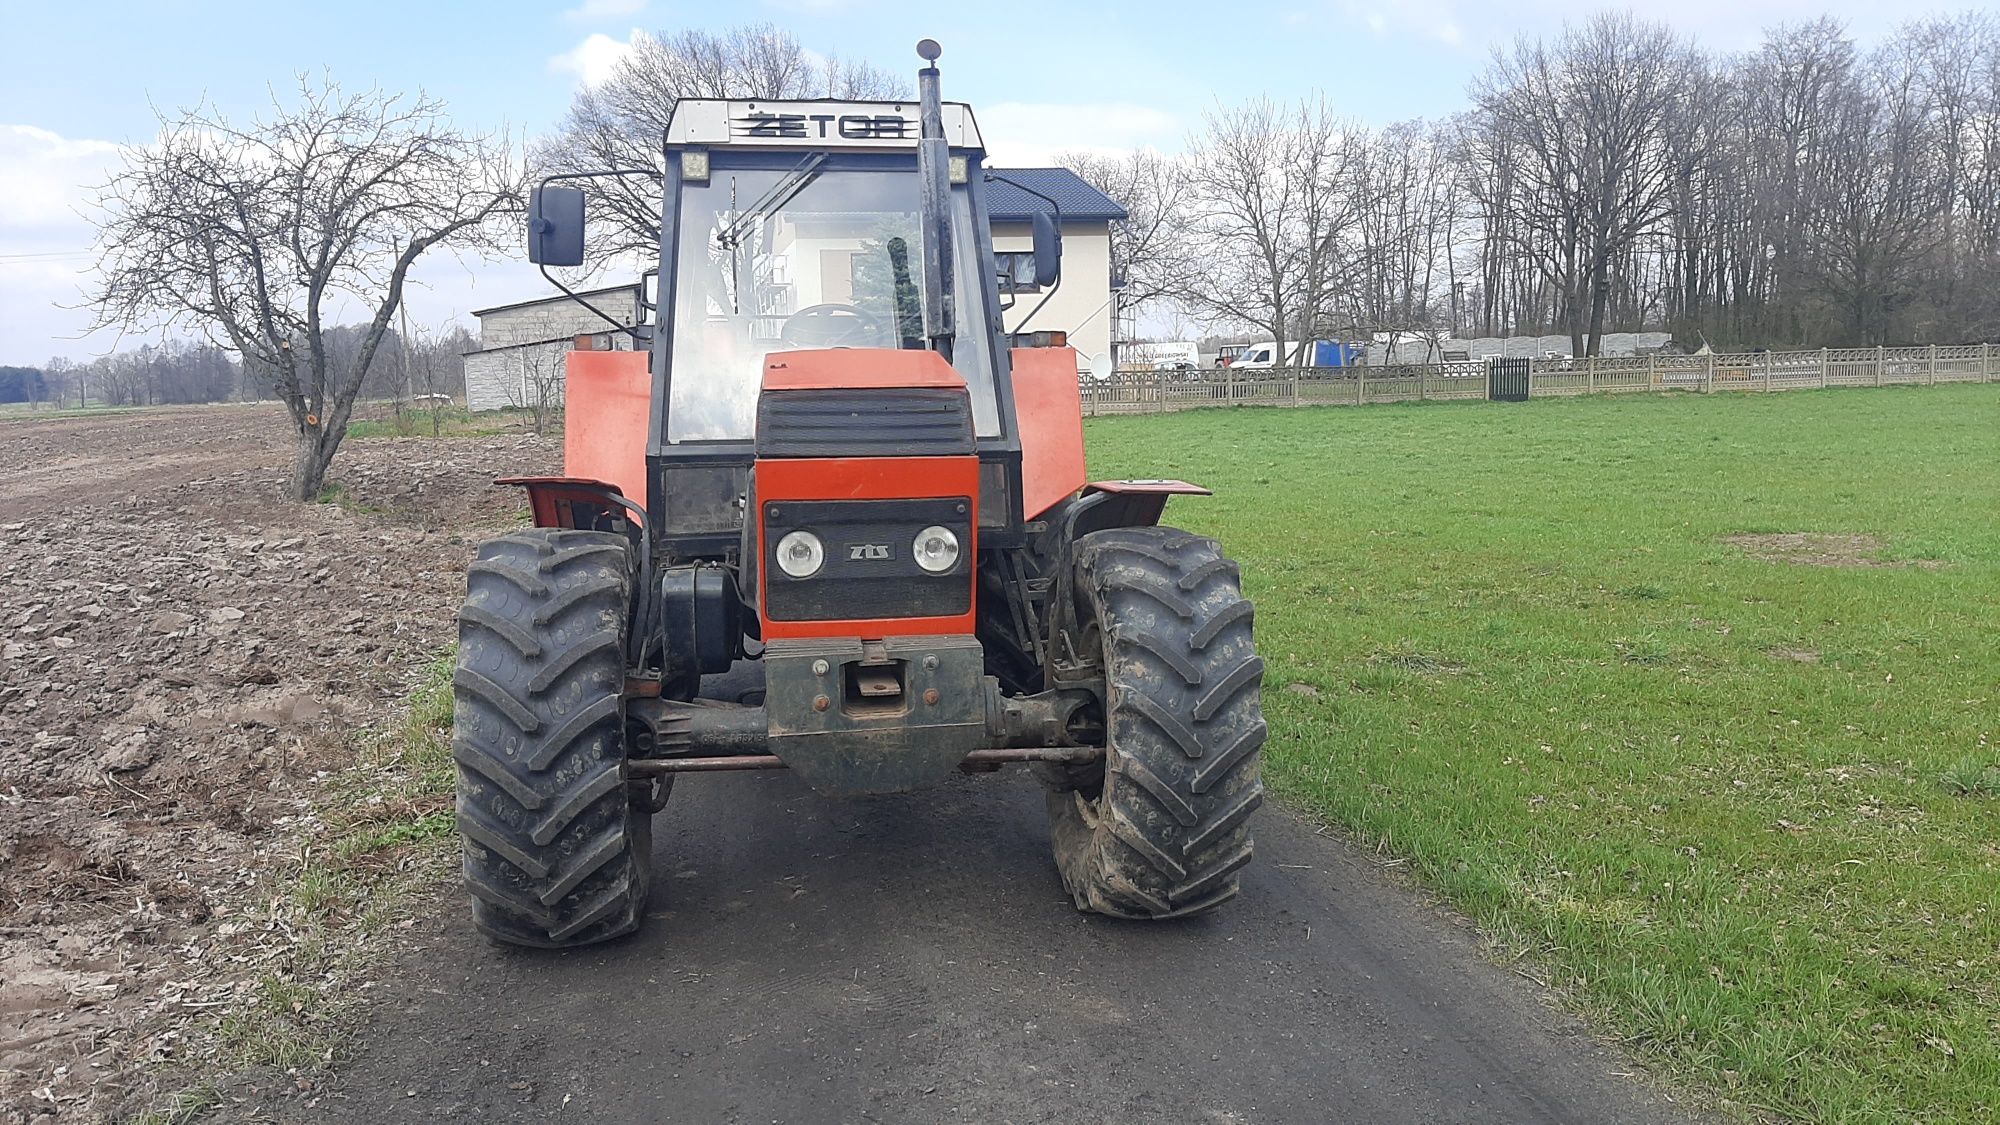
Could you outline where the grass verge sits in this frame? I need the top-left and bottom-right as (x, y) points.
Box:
(1084, 385), (2000, 1123)
(133, 654), (459, 1123)
(344, 405), (542, 441)
(313, 481), (390, 516)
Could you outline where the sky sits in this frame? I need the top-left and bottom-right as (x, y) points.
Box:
(0, 0), (1919, 366)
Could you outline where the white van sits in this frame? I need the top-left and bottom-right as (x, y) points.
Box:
(1225, 342), (1295, 370)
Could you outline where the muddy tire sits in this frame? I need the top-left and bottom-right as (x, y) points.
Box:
(1046, 526), (1266, 919)
(451, 528), (652, 948)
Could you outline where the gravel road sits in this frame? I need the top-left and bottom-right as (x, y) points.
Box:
(269, 764), (1706, 1124)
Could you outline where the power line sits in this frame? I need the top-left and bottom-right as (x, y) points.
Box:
(0, 250), (94, 262)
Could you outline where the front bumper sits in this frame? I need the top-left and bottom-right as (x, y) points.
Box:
(763, 634), (988, 794)
(625, 634), (1098, 797)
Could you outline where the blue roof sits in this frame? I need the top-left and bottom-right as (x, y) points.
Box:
(985, 167), (1127, 223)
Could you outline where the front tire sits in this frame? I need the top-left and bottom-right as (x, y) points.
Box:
(451, 528), (652, 948)
(1046, 526), (1267, 918)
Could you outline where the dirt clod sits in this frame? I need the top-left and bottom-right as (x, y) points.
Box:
(0, 403), (556, 1121)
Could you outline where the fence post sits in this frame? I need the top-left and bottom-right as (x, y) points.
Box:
(1646, 352), (1656, 389)
(1928, 343), (1937, 385)
(1418, 365), (1427, 402)
(1290, 367), (1300, 407)
(1762, 352), (1771, 392)
(1875, 345), (1884, 387)
(1986, 342), (1994, 381)
(1586, 360), (1595, 394)
(1819, 347), (1829, 389)
(1356, 366), (1366, 406)
(1225, 363), (1237, 404)
(1705, 352), (1714, 393)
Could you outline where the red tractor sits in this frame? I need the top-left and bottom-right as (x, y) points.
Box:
(453, 41), (1265, 947)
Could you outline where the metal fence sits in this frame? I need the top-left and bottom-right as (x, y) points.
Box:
(1079, 344), (2000, 415)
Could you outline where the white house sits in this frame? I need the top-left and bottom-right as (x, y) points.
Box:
(461, 168), (1126, 412)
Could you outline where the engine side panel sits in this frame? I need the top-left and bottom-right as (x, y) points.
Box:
(1009, 346), (1088, 520)
(564, 350), (652, 509)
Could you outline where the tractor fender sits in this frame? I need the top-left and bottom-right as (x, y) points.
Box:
(497, 477), (652, 665)
(1072, 479), (1211, 538)
(1032, 480), (1214, 675)
(496, 475), (642, 531)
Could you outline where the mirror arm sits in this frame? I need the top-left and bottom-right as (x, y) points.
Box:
(539, 262), (644, 343)
(534, 167), (659, 342)
(985, 173), (1064, 334)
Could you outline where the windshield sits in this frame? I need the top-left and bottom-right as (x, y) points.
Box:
(666, 159), (999, 442)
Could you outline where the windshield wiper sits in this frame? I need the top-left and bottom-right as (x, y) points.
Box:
(717, 153), (827, 250)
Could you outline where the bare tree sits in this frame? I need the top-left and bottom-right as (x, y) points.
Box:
(1057, 149), (1191, 312)
(506, 347), (566, 436)
(1469, 13), (1701, 355)
(1806, 46), (1950, 342)
(405, 319), (469, 437)
(1175, 98), (1371, 364)
(89, 76), (522, 499)
(1347, 121), (1463, 353)
(539, 24), (905, 260)
(41, 357), (79, 409)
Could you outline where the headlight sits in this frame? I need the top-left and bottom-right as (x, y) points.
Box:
(775, 530), (824, 578)
(912, 525), (960, 573)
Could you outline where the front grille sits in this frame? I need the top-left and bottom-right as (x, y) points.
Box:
(757, 388), (974, 458)
(764, 497), (972, 621)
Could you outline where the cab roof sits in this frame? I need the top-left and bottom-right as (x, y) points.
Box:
(665, 99), (984, 152)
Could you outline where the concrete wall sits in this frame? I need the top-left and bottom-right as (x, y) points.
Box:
(1367, 332), (1675, 366)
(464, 288), (640, 412)
(993, 220), (1115, 375)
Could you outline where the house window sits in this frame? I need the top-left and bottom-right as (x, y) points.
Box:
(996, 251), (1041, 294)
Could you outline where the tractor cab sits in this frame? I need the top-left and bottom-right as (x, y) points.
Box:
(657, 98), (1009, 442)
(459, 41), (1265, 950)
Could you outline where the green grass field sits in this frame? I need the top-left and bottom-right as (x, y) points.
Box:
(1083, 386), (2000, 1124)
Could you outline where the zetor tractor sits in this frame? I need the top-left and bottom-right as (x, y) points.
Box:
(452, 41), (1265, 947)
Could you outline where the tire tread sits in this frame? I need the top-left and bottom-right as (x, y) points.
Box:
(453, 528), (651, 948)
(1046, 525), (1266, 920)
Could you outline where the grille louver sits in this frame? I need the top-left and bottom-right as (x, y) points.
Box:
(756, 388), (974, 458)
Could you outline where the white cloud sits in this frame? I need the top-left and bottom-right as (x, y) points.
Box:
(561, 0), (646, 23)
(0, 124), (129, 363)
(1338, 0), (1472, 48)
(979, 102), (1181, 166)
(548, 31), (641, 88)
(0, 125), (121, 228)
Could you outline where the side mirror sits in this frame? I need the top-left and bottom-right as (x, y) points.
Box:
(1031, 210), (1062, 288)
(528, 185), (586, 267)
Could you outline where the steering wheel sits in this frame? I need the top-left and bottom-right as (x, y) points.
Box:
(780, 303), (894, 349)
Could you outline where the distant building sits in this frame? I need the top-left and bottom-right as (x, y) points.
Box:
(462, 285), (640, 413)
